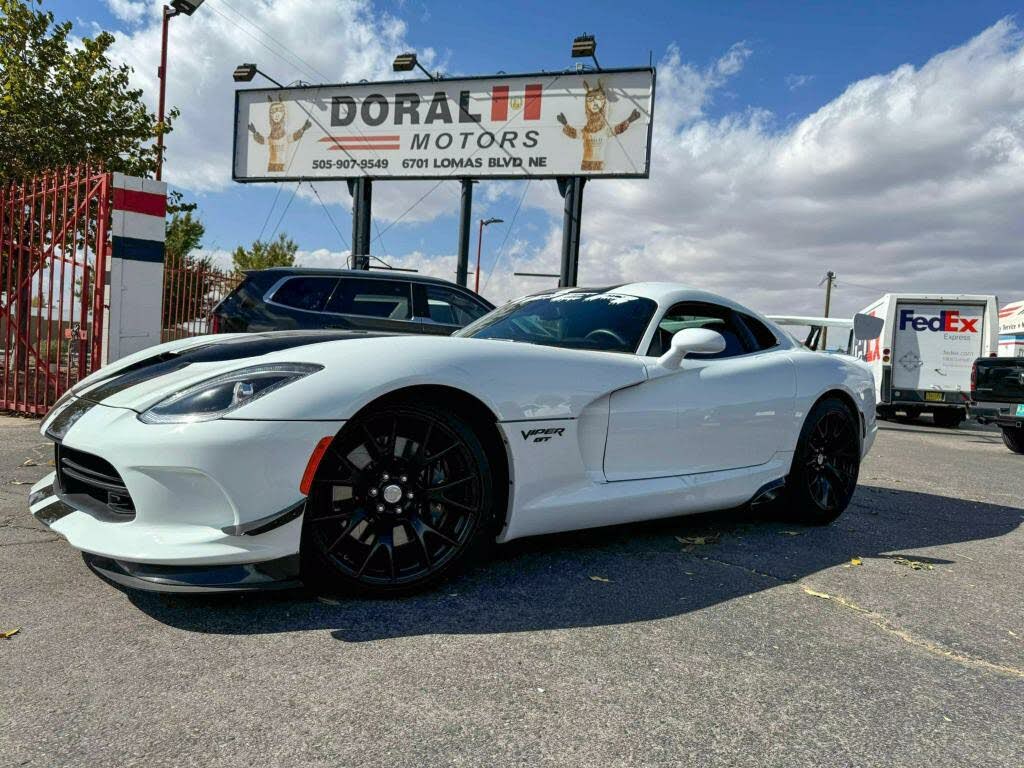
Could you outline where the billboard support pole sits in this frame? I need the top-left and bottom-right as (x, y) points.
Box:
(347, 177), (372, 269)
(455, 179), (474, 287)
(557, 177), (586, 288)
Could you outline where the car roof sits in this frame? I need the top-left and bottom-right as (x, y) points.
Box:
(249, 267), (476, 291)
(528, 282), (755, 312)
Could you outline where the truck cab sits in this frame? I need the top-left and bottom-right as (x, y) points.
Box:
(971, 356), (1024, 453)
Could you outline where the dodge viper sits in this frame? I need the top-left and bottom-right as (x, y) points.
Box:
(29, 283), (877, 595)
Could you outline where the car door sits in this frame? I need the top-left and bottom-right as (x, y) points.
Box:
(603, 302), (796, 481)
(414, 284), (493, 335)
(321, 277), (418, 334)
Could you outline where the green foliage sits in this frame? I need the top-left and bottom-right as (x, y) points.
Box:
(163, 211), (214, 327)
(165, 210), (205, 266)
(232, 232), (298, 272)
(0, 0), (171, 181)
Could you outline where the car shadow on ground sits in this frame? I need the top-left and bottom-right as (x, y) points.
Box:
(122, 485), (1023, 641)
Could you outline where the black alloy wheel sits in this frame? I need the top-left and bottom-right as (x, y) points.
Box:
(784, 398), (861, 524)
(301, 404), (495, 595)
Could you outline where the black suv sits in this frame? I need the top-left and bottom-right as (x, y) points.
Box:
(212, 268), (494, 335)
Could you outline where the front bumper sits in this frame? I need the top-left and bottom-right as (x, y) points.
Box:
(29, 399), (344, 591)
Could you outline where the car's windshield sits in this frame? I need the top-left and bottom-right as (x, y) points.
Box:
(455, 290), (657, 353)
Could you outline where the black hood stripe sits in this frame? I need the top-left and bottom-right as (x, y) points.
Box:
(78, 330), (393, 405)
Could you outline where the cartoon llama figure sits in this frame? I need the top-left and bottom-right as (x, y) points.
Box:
(556, 80), (642, 172)
(247, 95), (313, 173)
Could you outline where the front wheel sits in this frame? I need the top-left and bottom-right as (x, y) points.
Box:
(783, 398), (861, 525)
(300, 404), (497, 596)
(1002, 427), (1024, 454)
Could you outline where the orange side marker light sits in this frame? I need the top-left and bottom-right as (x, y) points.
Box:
(300, 436), (335, 495)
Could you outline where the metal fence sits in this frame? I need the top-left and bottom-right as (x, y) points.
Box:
(161, 261), (240, 342)
(0, 164), (110, 414)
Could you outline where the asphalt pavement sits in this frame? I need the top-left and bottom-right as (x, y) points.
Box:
(2, 414), (1021, 767)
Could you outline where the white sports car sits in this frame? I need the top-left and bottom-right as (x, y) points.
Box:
(30, 283), (876, 595)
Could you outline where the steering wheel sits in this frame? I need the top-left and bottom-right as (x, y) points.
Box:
(584, 328), (627, 348)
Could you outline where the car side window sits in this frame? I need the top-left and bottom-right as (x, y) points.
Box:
(424, 285), (490, 326)
(324, 278), (412, 320)
(270, 277), (339, 312)
(738, 313), (779, 351)
(646, 302), (751, 359)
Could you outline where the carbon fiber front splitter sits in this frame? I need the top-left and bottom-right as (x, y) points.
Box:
(83, 553), (302, 593)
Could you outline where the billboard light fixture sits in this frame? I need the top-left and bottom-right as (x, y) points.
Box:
(571, 34), (601, 70)
(393, 51), (437, 80)
(170, 0), (204, 16)
(233, 63), (284, 87)
(233, 63), (258, 83)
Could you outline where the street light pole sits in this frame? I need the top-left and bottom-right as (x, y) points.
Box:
(155, 6), (176, 181)
(155, 1), (204, 181)
(475, 217), (503, 294)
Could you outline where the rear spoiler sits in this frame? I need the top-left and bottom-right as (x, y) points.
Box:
(769, 314), (882, 341)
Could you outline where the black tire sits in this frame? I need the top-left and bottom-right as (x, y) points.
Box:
(932, 409), (965, 429)
(1002, 427), (1024, 454)
(300, 403), (498, 597)
(782, 398), (861, 525)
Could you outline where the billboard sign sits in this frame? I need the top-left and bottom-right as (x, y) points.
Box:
(233, 68), (655, 182)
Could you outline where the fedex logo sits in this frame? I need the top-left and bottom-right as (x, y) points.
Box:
(898, 309), (978, 333)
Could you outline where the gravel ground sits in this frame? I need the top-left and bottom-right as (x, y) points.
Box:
(1, 414), (1021, 767)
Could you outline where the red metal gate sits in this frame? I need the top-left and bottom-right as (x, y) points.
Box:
(0, 164), (110, 414)
(161, 261), (240, 342)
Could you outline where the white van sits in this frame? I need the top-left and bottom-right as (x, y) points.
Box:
(856, 294), (999, 427)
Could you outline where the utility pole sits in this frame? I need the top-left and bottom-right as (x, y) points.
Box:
(821, 270), (836, 349)
(456, 180), (474, 287)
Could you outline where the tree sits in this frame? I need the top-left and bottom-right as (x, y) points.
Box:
(232, 233), (299, 272)
(162, 211), (213, 331)
(0, 0), (172, 181)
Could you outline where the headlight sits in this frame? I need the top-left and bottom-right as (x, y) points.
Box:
(138, 363), (322, 424)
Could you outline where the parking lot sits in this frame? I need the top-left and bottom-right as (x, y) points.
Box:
(2, 415), (1021, 767)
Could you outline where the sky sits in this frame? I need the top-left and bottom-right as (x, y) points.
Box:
(45, 0), (1024, 316)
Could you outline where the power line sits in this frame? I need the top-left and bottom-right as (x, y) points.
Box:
(214, 0), (331, 83)
(269, 180), (303, 240)
(206, 1), (321, 84)
(307, 182), (350, 251)
(482, 180), (530, 293)
(369, 180), (449, 243)
(255, 183), (285, 242)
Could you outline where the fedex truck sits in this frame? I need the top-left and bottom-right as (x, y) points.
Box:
(856, 294), (999, 427)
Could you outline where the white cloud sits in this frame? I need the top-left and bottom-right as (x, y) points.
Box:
(486, 19), (1024, 316)
(104, 0), (147, 25)
(116, 8), (1024, 317)
(107, 0), (428, 195)
(785, 73), (814, 91)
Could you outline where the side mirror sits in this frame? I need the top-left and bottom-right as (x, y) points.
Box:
(658, 328), (727, 369)
(853, 313), (884, 341)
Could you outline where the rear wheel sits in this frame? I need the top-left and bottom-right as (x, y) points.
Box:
(932, 409), (965, 429)
(1002, 427), (1024, 454)
(783, 398), (861, 525)
(301, 404), (496, 596)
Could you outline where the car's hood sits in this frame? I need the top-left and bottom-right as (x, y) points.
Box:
(65, 331), (649, 422)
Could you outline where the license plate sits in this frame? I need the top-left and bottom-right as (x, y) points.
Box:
(925, 392), (944, 402)
(1016, 404), (1024, 417)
